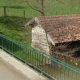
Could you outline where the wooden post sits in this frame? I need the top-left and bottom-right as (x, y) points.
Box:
(24, 10), (25, 18)
(4, 7), (6, 16)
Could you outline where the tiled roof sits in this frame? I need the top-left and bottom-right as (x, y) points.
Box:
(38, 14), (80, 43)
(25, 14), (80, 43)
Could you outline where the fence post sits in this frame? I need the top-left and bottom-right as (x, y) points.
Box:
(23, 10), (25, 18)
(4, 7), (7, 16)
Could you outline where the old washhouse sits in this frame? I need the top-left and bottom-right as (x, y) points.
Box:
(25, 14), (80, 67)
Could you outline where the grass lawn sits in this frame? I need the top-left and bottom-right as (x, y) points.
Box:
(0, 16), (32, 45)
(0, 0), (80, 17)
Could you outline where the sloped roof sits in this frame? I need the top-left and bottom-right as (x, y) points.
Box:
(25, 14), (80, 43)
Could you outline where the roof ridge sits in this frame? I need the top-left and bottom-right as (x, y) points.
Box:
(39, 14), (80, 18)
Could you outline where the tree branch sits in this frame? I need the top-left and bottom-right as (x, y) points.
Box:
(26, 0), (44, 16)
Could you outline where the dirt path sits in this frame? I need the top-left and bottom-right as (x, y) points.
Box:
(0, 58), (30, 80)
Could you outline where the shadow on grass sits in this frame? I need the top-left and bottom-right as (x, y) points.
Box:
(0, 16), (32, 45)
(0, 6), (25, 9)
(0, 16), (31, 30)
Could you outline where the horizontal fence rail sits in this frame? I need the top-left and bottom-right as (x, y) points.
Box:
(0, 34), (80, 80)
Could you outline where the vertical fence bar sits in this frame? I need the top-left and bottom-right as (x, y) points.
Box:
(12, 42), (13, 55)
(1, 37), (3, 49)
(63, 65), (66, 80)
(25, 47), (27, 64)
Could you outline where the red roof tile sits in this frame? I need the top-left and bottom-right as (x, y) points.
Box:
(26, 14), (80, 43)
(38, 14), (80, 43)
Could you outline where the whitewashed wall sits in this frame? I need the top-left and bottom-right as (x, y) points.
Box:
(31, 25), (50, 55)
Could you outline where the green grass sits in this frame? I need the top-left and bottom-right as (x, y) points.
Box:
(0, 0), (40, 18)
(0, 0), (80, 17)
(0, 16), (32, 45)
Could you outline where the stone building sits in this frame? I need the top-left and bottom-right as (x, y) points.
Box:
(25, 14), (80, 59)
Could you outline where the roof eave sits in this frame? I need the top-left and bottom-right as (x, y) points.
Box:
(24, 17), (40, 28)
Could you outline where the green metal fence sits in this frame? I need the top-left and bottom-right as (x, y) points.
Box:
(0, 34), (80, 80)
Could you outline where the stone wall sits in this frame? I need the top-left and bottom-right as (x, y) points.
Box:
(31, 25), (50, 55)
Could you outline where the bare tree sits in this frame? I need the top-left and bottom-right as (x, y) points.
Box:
(26, 0), (64, 16)
(8, 0), (46, 16)
(26, 0), (45, 16)
(8, 0), (65, 16)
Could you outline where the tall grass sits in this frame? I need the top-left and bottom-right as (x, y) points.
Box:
(0, 16), (31, 45)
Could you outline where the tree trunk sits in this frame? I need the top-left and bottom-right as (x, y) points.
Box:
(41, 0), (45, 16)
